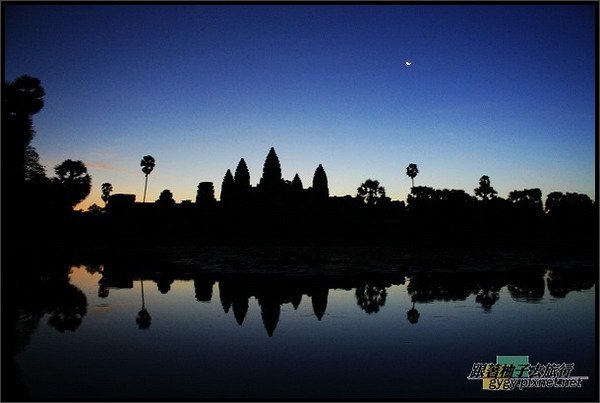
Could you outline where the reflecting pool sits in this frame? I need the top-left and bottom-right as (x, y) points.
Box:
(7, 263), (597, 400)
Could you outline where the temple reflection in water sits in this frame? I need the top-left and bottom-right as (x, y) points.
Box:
(73, 262), (596, 336)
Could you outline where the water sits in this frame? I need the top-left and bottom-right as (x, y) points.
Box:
(9, 264), (597, 400)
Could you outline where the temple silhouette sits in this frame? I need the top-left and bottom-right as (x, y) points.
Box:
(86, 146), (596, 246)
(5, 74), (596, 248)
(107, 147), (331, 211)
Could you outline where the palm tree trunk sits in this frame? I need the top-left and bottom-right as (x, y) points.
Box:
(411, 177), (414, 188)
(143, 174), (148, 203)
(141, 279), (146, 309)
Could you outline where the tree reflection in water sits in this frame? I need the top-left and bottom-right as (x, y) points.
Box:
(46, 283), (88, 332)
(87, 263), (595, 335)
(4, 258), (595, 400)
(11, 262), (595, 342)
(406, 302), (420, 324)
(355, 283), (387, 314)
(136, 278), (151, 329)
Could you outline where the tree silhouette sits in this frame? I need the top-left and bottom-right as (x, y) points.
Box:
(545, 192), (593, 216)
(508, 188), (542, 205)
(406, 163), (418, 188)
(312, 164), (329, 199)
(24, 145), (47, 182)
(234, 158), (251, 188)
(52, 159), (92, 209)
(406, 185), (435, 209)
(101, 182), (113, 205)
(259, 147), (283, 188)
(87, 203), (102, 214)
(474, 175), (497, 200)
(140, 155), (155, 203)
(3, 75), (45, 212)
(3, 75), (45, 118)
(545, 191), (563, 214)
(508, 188), (543, 218)
(3, 76), (45, 156)
(220, 169), (235, 203)
(357, 179), (386, 206)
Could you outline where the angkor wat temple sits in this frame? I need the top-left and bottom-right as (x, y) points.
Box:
(96, 146), (595, 244)
(108, 147), (334, 210)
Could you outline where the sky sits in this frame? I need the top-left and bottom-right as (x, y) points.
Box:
(4, 4), (597, 210)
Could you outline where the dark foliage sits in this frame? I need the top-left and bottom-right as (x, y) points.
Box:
(474, 175), (497, 200)
(140, 155), (155, 203)
(406, 163), (418, 188)
(24, 146), (47, 182)
(52, 159), (92, 209)
(357, 179), (386, 206)
(101, 183), (113, 205)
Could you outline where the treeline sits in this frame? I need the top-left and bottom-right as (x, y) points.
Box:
(2, 75), (93, 238)
(2, 75), (596, 246)
(92, 146), (595, 244)
(92, 185), (595, 245)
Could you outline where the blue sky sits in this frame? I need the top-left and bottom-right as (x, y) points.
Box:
(4, 4), (596, 209)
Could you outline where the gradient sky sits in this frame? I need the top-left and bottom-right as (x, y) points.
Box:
(4, 4), (596, 209)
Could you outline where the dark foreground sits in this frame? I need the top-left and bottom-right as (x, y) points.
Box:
(2, 242), (597, 401)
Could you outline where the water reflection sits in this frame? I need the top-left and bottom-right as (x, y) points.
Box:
(507, 269), (545, 302)
(547, 269), (596, 298)
(356, 282), (388, 314)
(404, 269), (557, 312)
(8, 263), (596, 340)
(406, 302), (420, 324)
(4, 259), (596, 400)
(89, 264), (594, 336)
(136, 279), (151, 329)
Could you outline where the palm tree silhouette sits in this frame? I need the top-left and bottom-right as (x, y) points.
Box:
(140, 155), (155, 203)
(356, 179), (386, 206)
(406, 163), (418, 188)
